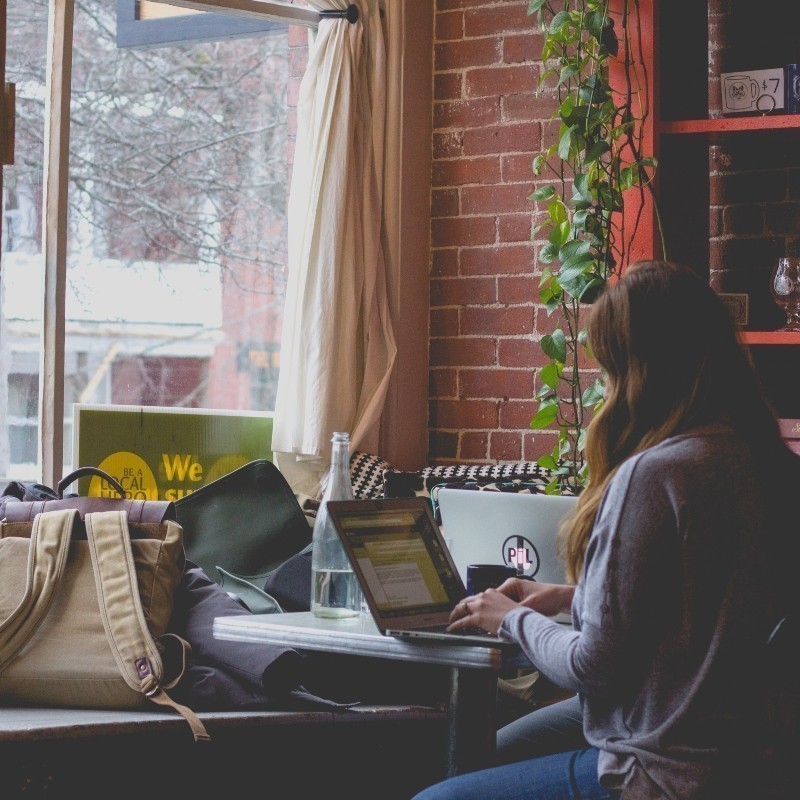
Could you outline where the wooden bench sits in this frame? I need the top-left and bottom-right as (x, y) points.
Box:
(0, 704), (448, 799)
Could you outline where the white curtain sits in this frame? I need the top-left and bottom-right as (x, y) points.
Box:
(272, 0), (397, 497)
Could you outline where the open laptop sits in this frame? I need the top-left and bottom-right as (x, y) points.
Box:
(437, 488), (579, 624)
(325, 498), (513, 647)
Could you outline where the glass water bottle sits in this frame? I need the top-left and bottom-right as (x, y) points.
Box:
(310, 432), (364, 617)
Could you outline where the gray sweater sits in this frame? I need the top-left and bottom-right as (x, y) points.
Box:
(500, 425), (782, 799)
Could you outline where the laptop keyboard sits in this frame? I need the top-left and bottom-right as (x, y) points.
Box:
(424, 624), (493, 637)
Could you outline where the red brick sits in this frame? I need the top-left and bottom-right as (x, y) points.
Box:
(499, 213), (535, 243)
(724, 204), (765, 236)
(502, 153), (537, 183)
(433, 156), (501, 189)
(435, 9), (463, 41)
(435, 0), (476, 12)
(502, 32), (545, 65)
(463, 184), (535, 215)
(434, 97), (501, 130)
(498, 337), (538, 367)
(438, 0), (525, 10)
(533, 309), (565, 338)
(287, 79), (301, 108)
(460, 244), (532, 277)
(523, 430), (558, 462)
(498, 275), (537, 304)
(433, 131), (464, 159)
(432, 216), (497, 248)
(288, 47), (307, 78)
(461, 368), (534, 399)
(464, 4), (535, 36)
(527, 340), (554, 372)
(466, 65), (538, 99)
(435, 71), (463, 101)
(432, 247), (460, 277)
(463, 122), (539, 156)
(504, 92), (554, 124)
(461, 306), (534, 336)
(436, 39), (501, 72)
(459, 431), (489, 460)
(489, 432), (523, 461)
(431, 188), (460, 218)
(428, 430), (459, 460)
(288, 27), (307, 47)
(430, 399), (499, 429)
(429, 336), (496, 367)
(709, 205), (723, 238)
(431, 276), (496, 306)
(429, 368), (458, 398)
(499, 400), (539, 428)
(542, 117), (561, 145)
(430, 307), (459, 337)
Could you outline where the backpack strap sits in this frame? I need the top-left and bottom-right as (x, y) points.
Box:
(0, 509), (73, 672)
(85, 510), (210, 742)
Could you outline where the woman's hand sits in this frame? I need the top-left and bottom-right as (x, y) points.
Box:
(448, 588), (517, 637)
(496, 578), (575, 617)
(448, 579), (575, 636)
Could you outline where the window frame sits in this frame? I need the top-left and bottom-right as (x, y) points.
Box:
(115, 0), (289, 49)
(29, 0), (431, 487)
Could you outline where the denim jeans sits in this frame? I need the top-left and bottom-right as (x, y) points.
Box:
(496, 695), (585, 764)
(412, 747), (615, 800)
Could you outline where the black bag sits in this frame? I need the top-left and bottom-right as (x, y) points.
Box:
(174, 460), (312, 610)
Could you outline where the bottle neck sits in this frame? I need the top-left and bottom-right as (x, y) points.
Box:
(325, 433), (353, 501)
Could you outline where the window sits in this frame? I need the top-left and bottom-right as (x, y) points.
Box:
(2, 1), (432, 484)
(1, 0), (315, 480)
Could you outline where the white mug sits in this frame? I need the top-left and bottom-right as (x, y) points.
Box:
(724, 74), (759, 111)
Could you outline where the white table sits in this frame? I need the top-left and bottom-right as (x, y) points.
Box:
(213, 611), (506, 777)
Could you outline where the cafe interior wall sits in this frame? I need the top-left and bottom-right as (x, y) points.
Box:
(427, 0), (560, 467)
(424, 0), (800, 466)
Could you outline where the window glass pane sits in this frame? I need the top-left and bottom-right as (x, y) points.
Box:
(1, 0), (308, 479)
(1, 0), (47, 480)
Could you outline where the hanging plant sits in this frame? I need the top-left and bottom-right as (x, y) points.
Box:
(527, 0), (662, 493)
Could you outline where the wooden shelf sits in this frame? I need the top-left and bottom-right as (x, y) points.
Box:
(659, 116), (800, 135)
(739, 331), (800, 345)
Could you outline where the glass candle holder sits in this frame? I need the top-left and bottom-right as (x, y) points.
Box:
(770, 258), (800, 332)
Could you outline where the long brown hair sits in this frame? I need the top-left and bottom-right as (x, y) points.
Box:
(561, 260), (794, 583)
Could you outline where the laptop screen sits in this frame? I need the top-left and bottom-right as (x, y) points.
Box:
(327, 500), (466, 621)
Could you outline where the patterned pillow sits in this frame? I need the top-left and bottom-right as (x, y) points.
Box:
(383, 462), (564, 523)
(349, 450), (392, 500)
(383, 462), (557, 499)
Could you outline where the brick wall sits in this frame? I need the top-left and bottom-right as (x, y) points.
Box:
(426, 0), (800, 467)
(429, 0), (557, 465)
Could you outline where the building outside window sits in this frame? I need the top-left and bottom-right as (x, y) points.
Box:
(1, 0), (312, 479)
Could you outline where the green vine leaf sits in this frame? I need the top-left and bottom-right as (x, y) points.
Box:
(530, 184), (556, 201)
(530, 403), (559, 430)
(579, 74), (609, 105)
(548, 11), (572, 36)
(558, 125), (578, 160)
(527, 0), (662, 492)
(540, 360), (562, 389)
(540, 328), (567, 363)
(582, 378), (605, 407)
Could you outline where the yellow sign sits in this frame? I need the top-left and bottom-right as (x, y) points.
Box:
(74, 404), (273, 501)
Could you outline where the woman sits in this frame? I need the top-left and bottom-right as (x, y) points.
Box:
(413, 261), (798, 799)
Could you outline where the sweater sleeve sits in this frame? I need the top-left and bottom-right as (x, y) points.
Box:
(500, 451), (680, 697)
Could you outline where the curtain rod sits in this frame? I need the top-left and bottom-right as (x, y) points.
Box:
(161, 2), (361, 29)
(319, 5), (359, 24)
